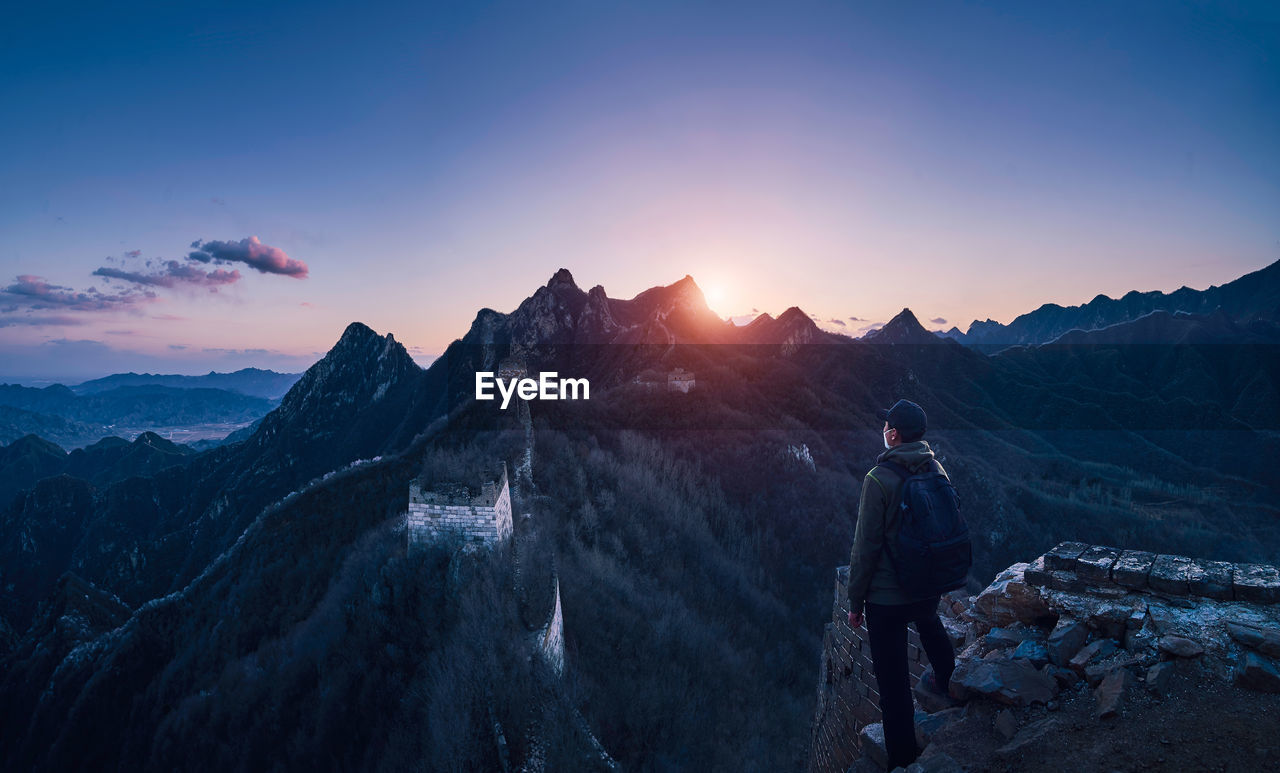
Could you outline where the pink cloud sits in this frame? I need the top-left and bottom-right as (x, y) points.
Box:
(188, 236), (308, 278)
(94, 261), (243, 290)
(1, 274), (155, 312)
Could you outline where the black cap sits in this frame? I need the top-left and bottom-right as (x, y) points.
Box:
(876, 399), (927, 440)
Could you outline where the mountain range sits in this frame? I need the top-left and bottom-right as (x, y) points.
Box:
(0, 264), (1277, 771)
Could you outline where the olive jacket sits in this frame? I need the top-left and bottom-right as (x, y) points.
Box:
(847, 440), (950, 612)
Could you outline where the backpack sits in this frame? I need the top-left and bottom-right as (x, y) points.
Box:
(876, 459), (971, 597)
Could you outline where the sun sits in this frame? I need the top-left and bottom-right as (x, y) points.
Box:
(704, 284), (726, 315)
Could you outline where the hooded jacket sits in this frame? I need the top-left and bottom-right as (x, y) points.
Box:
(847, 439), (950, 611)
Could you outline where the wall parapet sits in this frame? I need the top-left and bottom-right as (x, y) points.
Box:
(1025, 542), (1280, 604)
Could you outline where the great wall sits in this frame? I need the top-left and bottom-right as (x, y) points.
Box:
(809, 543), (1280, 772)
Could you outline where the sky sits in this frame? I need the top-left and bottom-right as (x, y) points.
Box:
(2, 0), (1277, 384)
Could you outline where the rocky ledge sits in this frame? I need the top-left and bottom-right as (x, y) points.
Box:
(826, 542), (1280, 772)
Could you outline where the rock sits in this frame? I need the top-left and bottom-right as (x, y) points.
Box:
(985, 625), (1037, 650)
(1095, 667), (1135, 719)
(1226, 621), (1280, 658)
(905, 753), (965, 773)
(1148, 554), (1194, 595)
(1045, 664), (1081, 689)
(995, 717), (1064, 757)
(940, 616), (971, 651)
(1012, 639), (1050, 667)
(969, 563), (1054, 630)
(950, 658), (1058, 706)
(859, 722), (889, 770)
(914, 707), (964, 747)
(1158, 634), (1204, 658)
(1234, 652), (1280, 693)
(1069, 639), (1117, 671)
(1112, 551), (1156, 589)
(1047, 620), (1089, 666)
(1145, 661), (1174, 698)
(1187, 558), (1234, 601)
(1085, 655), (1141, 687)
(1076, 545), (1121, 584)
(1233, 563), (1280, 603)
(994, 708), (1017, 740)
(1044, 541), (1090, 571)
(913, 666), (961, 714)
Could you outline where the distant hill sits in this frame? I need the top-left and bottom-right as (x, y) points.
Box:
(0, 384), (277, 449)
(71, 367), (302, 400)
(943, 258), (1280, 351)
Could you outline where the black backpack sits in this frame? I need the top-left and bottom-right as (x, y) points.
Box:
(876, 459), (971, 597)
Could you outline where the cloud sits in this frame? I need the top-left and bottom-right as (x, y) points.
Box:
(151, 314), (188, 321)
(0, 314), (88, 327)
(94, 261), (241, 290)
(826, 318), (847, 327)
(1, 274), (155, 312)
(188, 236), (308, 278)
(124, 249), (142, 258)
(848, 316), (866, 322)
(930, 317), (947, 325)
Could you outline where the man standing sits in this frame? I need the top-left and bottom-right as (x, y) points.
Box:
(847, 398), (958, 770)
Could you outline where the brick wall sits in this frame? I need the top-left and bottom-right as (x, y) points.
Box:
(808, 565), (930, 773)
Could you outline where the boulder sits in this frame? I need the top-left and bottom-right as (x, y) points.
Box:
(914, 707), (964, 747)
(1094, 667), (1135, 719)
(859, 722), (889, 770)
(1145, 661), (1174, 698)
(1085, 655), (1141, 687)
(984, 625), (1038, 650)
(995, 717), (1064, 757)
(1012, 639), (1050, 667)
(1046, 619), (1089, 666)
(1158, 635), (1204, 658)
(969, 563), (1053, 630)
(1234, 652), (1280, 694)
(950, 657), (1058, 706)
(994, 708), (1017, 740)
(1226, 621), (1280, 659)
(1069, 638), (1117, 671)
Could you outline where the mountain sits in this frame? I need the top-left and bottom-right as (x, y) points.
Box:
(71, 367), (303, 400)
(945, 258), (1280, 351)
(0, 383), (278, 449)
(0, 268), (1277, 772)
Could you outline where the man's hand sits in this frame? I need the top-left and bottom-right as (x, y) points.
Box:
(848, 610), (864, 629)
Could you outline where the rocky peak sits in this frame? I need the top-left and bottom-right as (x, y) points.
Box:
(547, 268), (578, 291)
(863, 308), (942, 344)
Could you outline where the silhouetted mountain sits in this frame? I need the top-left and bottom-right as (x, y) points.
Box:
(0, 383), (277, 449)
(1, 268), (1277, 772)
(71, 367), (303, 400)
(945, 258), (1280, 350)
(861, 308), (958, 345)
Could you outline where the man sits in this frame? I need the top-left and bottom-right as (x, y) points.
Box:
(846, 398), (957, 770)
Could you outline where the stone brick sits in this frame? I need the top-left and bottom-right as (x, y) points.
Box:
(1186, 559), (1234, 601)
(1076, 545), (1121, 584)
(1044, 541), (1090, 571)
(1148, 554), (1194, 595)
(1233, 563), (1280, 603)
(1112, 551), (1156, 589)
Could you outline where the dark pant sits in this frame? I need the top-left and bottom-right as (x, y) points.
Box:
(865, 596), (956, 770)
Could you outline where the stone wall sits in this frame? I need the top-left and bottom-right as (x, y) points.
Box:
(808, 544), (1280, 773)
(1025, 542), (1279, 603)
(407, 464), (512, 549)
(536, 573), (565, 676)
(808, 566), (943, 773)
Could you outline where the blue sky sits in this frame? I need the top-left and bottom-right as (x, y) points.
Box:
(2, 0), (1277, 383)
